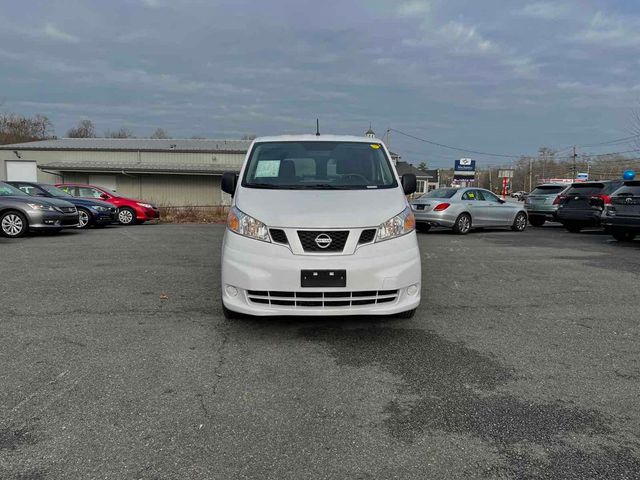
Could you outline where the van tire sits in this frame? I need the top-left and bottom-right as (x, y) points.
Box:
(416, 223), (431, 233)
(222, 304), (241, 320)
(395, 308), (416, 319)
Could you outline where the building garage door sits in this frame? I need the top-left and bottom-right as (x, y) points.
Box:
(6, 161), (38, 181)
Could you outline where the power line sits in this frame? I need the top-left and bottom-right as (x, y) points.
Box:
(388, 128), (523, 159)
(579, 134), (640, 148)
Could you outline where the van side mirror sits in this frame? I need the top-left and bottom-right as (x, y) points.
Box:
(401, 174), (417, 195)
(100, 193), (109, 200)
(221, 172), (238, 197)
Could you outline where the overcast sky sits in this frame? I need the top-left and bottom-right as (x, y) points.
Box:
(1, 0), (639, 167)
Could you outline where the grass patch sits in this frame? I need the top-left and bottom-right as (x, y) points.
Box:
(159, 206), (229, 224)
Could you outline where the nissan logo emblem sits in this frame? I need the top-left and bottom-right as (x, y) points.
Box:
(315, 233), (332, 249)
(626, 197), (633, 204)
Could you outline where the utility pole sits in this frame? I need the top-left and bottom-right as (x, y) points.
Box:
(529, 158), (533, 191)
(489, 168), (493, 192)
(572, 146), (577, 180)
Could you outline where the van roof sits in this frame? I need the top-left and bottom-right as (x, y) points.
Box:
(252, 134), (382, 143)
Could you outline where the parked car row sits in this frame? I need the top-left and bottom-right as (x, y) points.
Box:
(0, 181), (159, 238)
(524, 180), (640, 242)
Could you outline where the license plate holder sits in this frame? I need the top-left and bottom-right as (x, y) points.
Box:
(301, 269), (346, 288)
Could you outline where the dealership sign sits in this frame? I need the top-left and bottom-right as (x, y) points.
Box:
(454, 158), (476, 180)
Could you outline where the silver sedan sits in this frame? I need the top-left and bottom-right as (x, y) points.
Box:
(411, 187), (528, 234)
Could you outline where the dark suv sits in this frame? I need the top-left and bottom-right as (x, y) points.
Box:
(556, 180), (624, 233)
(602, 181), (640, 242)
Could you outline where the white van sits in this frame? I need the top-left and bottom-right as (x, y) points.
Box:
(220, 135), (421, 318)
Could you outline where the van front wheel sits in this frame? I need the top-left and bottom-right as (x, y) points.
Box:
(395, 308), (416, 319)
(222, 304), (242, 320)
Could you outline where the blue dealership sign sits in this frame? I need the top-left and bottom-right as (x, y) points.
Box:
(455, 158), (476, 172)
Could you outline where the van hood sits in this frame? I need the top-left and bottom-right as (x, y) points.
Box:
(235, 187), (407, 228)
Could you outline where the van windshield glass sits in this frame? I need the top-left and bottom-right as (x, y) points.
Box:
(242, 142), (397, 190)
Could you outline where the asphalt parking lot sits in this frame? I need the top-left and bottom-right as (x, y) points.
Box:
(1, 223), (639, 479)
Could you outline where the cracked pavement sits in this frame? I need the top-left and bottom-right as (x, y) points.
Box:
(1, 223), (639, 479)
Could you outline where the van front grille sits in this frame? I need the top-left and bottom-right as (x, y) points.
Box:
(269, 229), (288, 245)
(358, 229), (376, 244)
(297, 230), (349, 252)
(247, 290), (399, 308)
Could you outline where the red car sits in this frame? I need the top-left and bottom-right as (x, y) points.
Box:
(56, 183), (160, 225)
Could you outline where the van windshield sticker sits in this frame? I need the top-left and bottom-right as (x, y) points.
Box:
(255, 160), (281, 178)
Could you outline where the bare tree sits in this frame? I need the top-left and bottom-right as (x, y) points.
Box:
(150, 128), (169, 139)
(67, 119), (96, 138)
(241, 134), (257, 140)
(104, 127), (134, 138)
(0, 112), (54, 144)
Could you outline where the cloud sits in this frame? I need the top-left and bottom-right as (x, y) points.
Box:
(397, 0), (431, 17)
(572, 12), (640, 48)
(42, 23), (79, 43)
(517, 3), (568, 20)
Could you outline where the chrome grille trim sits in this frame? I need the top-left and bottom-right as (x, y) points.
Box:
(247, 290), (399, 308)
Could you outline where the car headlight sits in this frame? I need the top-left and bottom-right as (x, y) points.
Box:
(227, 206), (270, 242)
(376, 206), (415, 242)
(137, 202), (153, 208)
(27, 203), (54, 211)
(90, 205), (109, 212)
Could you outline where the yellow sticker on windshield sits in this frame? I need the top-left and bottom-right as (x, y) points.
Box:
(370, 144), (380, 149)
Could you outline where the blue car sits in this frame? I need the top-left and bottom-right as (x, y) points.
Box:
(8, 181), (118, 229)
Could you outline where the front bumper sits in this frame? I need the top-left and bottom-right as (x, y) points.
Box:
(94, 210), (118, 224)
(28, 210), (73, 231)
(136, 207), (160, 221)
(221, 230), (422, 316)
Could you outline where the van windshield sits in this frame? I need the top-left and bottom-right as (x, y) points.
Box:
(242, 141), (398, 190)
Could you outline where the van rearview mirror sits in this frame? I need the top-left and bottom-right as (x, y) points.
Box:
(401, 174), (417, 195)
(221, 172), (238, 197)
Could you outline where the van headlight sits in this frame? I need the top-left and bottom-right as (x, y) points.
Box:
(376, 206), (415, 242)
(227, 206), (270, 242)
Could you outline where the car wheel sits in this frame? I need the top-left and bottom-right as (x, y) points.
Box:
(528, 215), (545, 227)
(452, 213), (471, 235)
(77, 208), (92, 229)
(0, 211), (28, 238)
(565, 223), (582, 233)
(511, 212), (528, 231)
(118, 207), (136, 225)
(222, 303), (242, 320)
(395, 308), (416, 319)
(612, 230), (635, 242)
(416, 222), (431, 233)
